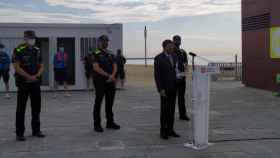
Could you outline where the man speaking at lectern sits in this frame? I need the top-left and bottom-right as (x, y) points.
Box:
(154, 40), (180, 140)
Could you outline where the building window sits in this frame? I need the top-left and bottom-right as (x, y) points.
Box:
(80, 37), (97, 60)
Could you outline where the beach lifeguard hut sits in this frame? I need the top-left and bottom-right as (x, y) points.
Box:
(0, 23), (123, 91)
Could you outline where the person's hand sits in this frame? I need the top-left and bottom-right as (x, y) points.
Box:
(35, 73), (41, 79)
(106, 74), (116, 83)
(109, 75), (116, 82)
(27, 75), (38, 82)
(160, 90), (167, 97)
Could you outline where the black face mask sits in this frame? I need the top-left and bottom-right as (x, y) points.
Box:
(101, 43), (108, 49)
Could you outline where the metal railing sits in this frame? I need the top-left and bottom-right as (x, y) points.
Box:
(125, 58), (243, 81)
(209, 62), (242, 81)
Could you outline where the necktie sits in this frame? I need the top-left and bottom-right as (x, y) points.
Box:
(168, 54), (174, 67)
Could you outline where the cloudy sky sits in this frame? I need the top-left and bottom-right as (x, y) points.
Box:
(0, 0), (241, 62)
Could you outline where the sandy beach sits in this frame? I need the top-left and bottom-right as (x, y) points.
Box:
(125, 64), (193, 88)
(125, 65), (155, 87)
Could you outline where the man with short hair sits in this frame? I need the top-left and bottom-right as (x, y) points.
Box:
(0, 43), (11, 98)
(13, 30), (45, 141)
(154, 39), (180, 140)
(115, 49), (126, 89)
(92, 35), (120, 133)
(173, 35), (190, 121)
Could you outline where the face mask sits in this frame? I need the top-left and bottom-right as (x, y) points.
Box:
(59, 47), (64, 52)
(27, 39), (36, 46)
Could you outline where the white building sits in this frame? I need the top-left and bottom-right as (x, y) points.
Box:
(0, 23), (123, 91)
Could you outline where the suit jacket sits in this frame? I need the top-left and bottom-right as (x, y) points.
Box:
(154, 52), (178, 92)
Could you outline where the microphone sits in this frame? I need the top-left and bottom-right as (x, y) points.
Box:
(189, 52), (197, 57)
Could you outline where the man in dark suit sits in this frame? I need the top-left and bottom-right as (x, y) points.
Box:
(154, 40), (180, 140)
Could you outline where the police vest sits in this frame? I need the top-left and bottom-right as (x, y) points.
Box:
(92, 49), (115, 81)
(13, 44), (42, 85)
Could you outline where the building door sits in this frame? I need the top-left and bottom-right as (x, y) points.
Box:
(57, 38), (75, 85)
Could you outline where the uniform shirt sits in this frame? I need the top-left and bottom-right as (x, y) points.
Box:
(175, 48), (188, 79)
(92, 49), (116, 81)
(12, 43), (42, 83)
(0, 51), (10, 71)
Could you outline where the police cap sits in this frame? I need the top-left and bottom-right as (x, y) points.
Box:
(24, 30), (36, 39)
(98, 35), (109, 42)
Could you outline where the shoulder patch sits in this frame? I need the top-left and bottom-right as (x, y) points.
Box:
(95, 49), (101, 54)
(16, 44), (27, 53)
(34, 46), (40, 50)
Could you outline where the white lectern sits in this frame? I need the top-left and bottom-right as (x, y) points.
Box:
(184, 65), (219, 150)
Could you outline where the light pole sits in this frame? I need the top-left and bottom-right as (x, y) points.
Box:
(144, 26), (147, 67)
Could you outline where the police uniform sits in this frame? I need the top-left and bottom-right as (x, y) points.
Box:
(175, 48), (189, 120)
(13, 31), (44, 140)
(92, 46), (120, 131)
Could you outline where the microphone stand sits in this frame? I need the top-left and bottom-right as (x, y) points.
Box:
(189, 52), (197, 72)
(188, 52), (197, 146)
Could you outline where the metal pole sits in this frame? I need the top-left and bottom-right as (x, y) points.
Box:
(189, 52), (197, 71)
(144, 26), (147, 67)
(235, 54), (238, 80)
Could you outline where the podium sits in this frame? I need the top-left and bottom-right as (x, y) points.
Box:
(184, 65), (219, 150)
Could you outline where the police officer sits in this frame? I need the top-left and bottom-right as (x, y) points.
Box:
(92, 35), (120, 132)
(173, 35), (190, 121)
(13, 30), (45, 141)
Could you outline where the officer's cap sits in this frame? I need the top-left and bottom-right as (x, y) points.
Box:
(0, 43), (4, 48)
(98, 35), (109, 42)
(24, 30), (36, 39)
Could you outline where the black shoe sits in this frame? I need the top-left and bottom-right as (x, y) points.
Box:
(16, 135), (26, 141)
(160, 133), (169, 140)
(180, 116), (190, 121)
(106, 122), (120, 130)
(32, 132), (46, 138)
(168, 131), (180, 138)
(94, 125), (104, 133)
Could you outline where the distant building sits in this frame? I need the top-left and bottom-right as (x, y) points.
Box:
(0, 23), (123, 91)
(242, 0), (280, 90)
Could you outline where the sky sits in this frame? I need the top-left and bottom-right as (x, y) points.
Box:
(0, 0), (241, 62)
